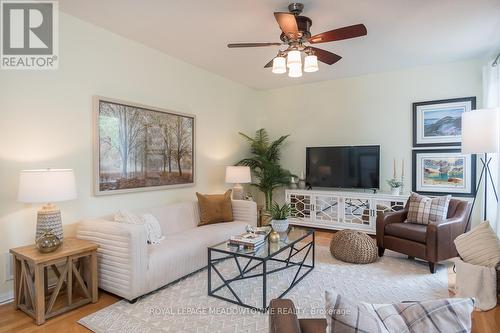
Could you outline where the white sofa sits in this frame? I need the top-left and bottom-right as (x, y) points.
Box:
(76, 199), (257, 301)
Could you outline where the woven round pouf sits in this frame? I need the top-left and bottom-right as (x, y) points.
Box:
(329, 229), (377, 264)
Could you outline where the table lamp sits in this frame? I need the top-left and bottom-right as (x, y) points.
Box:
(225, 166), (251, 200)
(462, 108), (500, 229)
(18, 169), (77, 241)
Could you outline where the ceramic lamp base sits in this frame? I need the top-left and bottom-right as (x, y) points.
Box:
(36, 204), (64, 241)
(232, 184), (244, 200)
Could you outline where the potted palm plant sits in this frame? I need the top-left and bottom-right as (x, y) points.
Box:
(236, 129), (294, 212)
(269, 202), (292, 232)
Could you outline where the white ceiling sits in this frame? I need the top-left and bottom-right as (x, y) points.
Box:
(60, 0), (500, 90)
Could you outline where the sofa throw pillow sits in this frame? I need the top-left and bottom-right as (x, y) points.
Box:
(196, 190), (233, 226)
(406, 192), (451, 225)
(114, 210), (165, 244)
(454, 221), (500, 267)
(325, 290), (474, 333)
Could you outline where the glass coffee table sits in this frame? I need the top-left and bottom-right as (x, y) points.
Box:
(208, 227), (315, 312)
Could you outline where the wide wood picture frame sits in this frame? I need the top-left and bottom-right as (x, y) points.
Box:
(93, 96), (195, 196)
(412, 149), (476, 197)
(412, 97), (476, 147)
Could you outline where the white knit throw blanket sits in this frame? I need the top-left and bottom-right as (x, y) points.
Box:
(455, 259), (497, 311)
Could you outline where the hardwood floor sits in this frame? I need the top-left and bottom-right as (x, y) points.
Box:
(0, 230), (497, 333)
(0, 292), (118, 333)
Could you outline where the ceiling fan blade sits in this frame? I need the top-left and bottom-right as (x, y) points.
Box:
(264, 58), (275, 68)
(309, 24), (367, 44)
(227, 42), (282, 48)
(309, 47), (342, 65)
(274, 12), (299, 37)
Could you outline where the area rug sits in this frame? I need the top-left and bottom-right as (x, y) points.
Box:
(78, 246), (448, 333)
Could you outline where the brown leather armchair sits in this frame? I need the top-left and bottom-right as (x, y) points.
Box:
(269, 299), (326, 333)
(376, 198), (472, 273)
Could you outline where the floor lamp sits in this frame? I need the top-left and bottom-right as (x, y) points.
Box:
(462, 108), (500, 231)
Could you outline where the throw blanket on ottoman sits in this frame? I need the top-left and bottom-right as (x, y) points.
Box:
(455, 259), (497, 311)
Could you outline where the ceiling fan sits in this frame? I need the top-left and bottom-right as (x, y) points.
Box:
(227, 3), (367, 77)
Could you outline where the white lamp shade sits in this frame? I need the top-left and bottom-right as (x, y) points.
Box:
(287, 50), (301, 68)
(272, 56), (286, 74)
(225, 166), (251, 184)
(18, 169), (77, 203)
(304, 55), (319, 73)
(462, 108), (500, 154)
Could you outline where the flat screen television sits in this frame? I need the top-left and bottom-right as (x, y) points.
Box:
(306, 145), (380, 189)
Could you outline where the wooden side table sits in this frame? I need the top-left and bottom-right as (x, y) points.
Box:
(10, 238), (98, 325)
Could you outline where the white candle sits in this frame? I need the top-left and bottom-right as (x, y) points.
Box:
(401, 159), (405, 178)
(393, 158), (396, 179)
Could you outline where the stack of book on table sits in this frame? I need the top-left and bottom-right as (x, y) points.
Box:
(229, 232), (266, 249)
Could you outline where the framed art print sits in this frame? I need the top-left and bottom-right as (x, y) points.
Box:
(412, 149), (476, 197)
(93, 96), (195, 195)
(413, 97), (476, 147)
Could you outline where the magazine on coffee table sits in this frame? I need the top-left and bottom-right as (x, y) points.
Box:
(229, 232), (266, 248)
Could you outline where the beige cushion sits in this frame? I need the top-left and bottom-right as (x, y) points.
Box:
(196, 190), (233, 226)
(454, 221), (500, 267)
(406, 192), (451, 225)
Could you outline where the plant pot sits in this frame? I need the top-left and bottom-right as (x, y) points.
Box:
(390, 187), (401, 196)
(271, 219), (289, 233)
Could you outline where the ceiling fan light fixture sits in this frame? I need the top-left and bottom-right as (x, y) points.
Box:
(304, 54), (319, 72)
(272, 56), (286, 74)
(286, 50), (301, 68)
(288, 65), (302, 78)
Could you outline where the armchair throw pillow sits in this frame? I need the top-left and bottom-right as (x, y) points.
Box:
(196, 190), (233, 226)
(406, 192), (451, 225)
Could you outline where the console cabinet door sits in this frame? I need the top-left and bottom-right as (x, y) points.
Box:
(313, 193), (341, 226)
(288, 192), (313, 222)
(340, 195), (372, 230)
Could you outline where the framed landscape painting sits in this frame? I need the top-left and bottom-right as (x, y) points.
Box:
(413, 97), (476, 147)
(93, 96), (195, 195)
(412, 149), (476, 197)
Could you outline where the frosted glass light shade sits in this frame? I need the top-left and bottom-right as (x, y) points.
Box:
(18, 169), (77, 203)
(272, 56), (286, 74)
(304, 55), (319, 72)
(287, 50), (301, 68)
(462, 108), (500, 154)
(288, 65), (302, 78)
(225, 166), (251, 184)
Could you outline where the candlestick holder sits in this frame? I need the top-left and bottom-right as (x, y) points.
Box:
(400, 176), (405, 195)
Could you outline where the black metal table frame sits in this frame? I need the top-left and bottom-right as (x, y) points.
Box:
(207, 231), (315, 312)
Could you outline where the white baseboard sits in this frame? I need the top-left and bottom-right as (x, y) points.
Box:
(0, 290), (13, 305)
